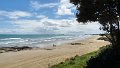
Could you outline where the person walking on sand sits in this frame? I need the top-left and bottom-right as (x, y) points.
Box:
(53, 44), (56, 47)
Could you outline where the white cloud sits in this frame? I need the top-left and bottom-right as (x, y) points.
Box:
(0, 17), (101, 34)
(57, 0), (74, 15)
(0, 10), (32, 19)
(0, 1), (102, 34)
(9, 17), (79, 34)
(0, 29), (15, 34)
(30, 1), (58, 10)
(36, 15), (48, 19)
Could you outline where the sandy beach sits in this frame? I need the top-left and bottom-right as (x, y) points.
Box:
(0, 35), (110, 68)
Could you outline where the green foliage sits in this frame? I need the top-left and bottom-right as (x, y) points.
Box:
(70, 0), (120, 47)
(51, 44), (120, 68)
(70, 0), (120, 23)
(51, 45), (118, 68)
(51, 51), (98, 68)
(86, 45), (120, 68)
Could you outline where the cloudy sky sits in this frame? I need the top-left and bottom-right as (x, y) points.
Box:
(0, 0), (101, 34)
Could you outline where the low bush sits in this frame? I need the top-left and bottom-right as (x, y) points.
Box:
(86, 44), (120, 68)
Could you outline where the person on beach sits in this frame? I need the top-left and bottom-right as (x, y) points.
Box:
(53, 44), (56, 47)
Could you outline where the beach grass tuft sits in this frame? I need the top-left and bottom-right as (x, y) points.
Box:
(51, 51), (98, 68)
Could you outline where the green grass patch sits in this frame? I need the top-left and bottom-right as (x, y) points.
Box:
(51, 51), (98, 68)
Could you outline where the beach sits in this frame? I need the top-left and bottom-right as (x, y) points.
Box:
(0, 35), (110, 68)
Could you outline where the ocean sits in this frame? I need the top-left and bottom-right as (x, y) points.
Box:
(0, 34), (91, 48)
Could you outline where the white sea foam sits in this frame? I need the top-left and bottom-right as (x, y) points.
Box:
(8, 38), (21, 40)
(0, 38), (22, 41)
(0, 34), (91, 47)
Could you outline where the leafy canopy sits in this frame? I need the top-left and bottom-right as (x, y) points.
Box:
(70, 0), (120, 46)
(70, 0), (120, 23)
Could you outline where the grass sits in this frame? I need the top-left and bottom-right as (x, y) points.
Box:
(51, 51), (98, 68)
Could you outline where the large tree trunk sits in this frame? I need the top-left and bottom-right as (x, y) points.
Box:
(112, 21), (120, 51)
(116, 21), (120, 48)
(109, 20), (120, 49)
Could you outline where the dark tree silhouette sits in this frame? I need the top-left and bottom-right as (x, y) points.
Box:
(70, 0), (120, 48)
(70, 0), (120, 68)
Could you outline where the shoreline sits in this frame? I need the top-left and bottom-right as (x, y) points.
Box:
(0, 35), (92, 53)
(0, 35), (110, 68)
(0, 34), (91, 48)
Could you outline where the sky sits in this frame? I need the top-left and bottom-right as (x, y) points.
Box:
(0, 0), (102, 34)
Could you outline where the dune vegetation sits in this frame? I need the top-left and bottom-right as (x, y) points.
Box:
(51, 51), (98, 68)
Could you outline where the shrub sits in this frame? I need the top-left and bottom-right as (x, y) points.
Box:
(70, 57), (75, 61)
(86, 44), (120, 68)
(69, 60), (75, 65)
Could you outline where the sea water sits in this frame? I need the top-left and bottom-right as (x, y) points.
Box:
(0, 34), (91, 47)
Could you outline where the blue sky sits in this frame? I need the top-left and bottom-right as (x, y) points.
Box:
(0, 0), (101, 34)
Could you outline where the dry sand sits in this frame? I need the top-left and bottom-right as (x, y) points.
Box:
(0, 35), (110, 68)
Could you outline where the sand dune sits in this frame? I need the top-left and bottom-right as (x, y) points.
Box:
(0, 35), (110, 68)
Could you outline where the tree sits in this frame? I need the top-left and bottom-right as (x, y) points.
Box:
(70, 0), (120, 49)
